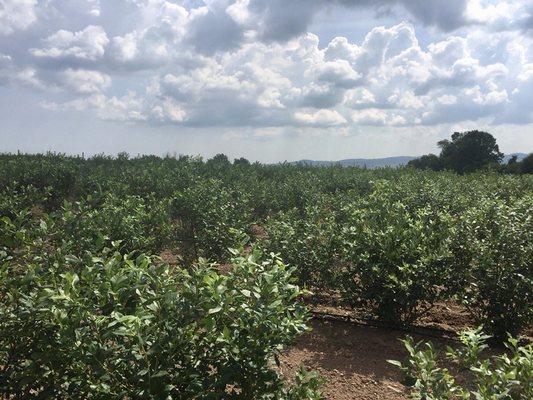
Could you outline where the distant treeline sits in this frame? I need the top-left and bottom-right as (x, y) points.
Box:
(407, 130), (532, 174)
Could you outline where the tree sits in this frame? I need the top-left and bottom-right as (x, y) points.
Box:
(206, 153), (231, 172)
(519, 153), (533, 174)
(407, 154), (442, 171)
(234, 157), (250, 166)
(438, 130), (503, 173)
(507, 155), (518, 165)
(502, 155), (520, 174)
(207, 153), (230, 165)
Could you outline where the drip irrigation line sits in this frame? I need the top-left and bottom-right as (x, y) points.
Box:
(309, 310), (461, 342)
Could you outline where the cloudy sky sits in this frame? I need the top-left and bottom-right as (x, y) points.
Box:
(0, 0), (532, 162)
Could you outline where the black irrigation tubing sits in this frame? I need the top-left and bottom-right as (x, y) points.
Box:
(309, 309), (461, 343)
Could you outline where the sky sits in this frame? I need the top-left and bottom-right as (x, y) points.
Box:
(0, 0), (532, 162)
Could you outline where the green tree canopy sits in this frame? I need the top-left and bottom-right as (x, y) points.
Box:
(234, 157), (251, 166)
(409, 130), (506, 174)
(438, 130), (503, 173)
(519, 153), (533, 174)
(407, 154), (442, 171)
(207, 153), (230, 165)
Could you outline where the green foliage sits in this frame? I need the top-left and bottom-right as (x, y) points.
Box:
(518, 153), (533, 174)
(438, 130), (503, 174)
(0, 154), (78, 208)
(171, 179), (251, 261)
(340, 182), (456, 324)
(407, 154), (442, 171)
(1, 152), (532, 336)
(263, 203), (340, 288)
(448, 327), (491, 368)
(411, 130), (507, 174)
(57, 193), (173, 254)
(286, 367), (325, 400)
(388, 337), (460, 399)
(390, 329), (533, 400)
(453, 197), (533, 338)
(0, 248), (322, 399)
(234, 157), (251, 166)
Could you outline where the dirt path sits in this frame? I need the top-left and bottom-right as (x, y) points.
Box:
(280, 319), (418, 400)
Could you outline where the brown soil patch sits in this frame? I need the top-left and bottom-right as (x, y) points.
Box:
(280, 319), (413, 399)
(250, 224), (268, 241)
(216, 263), (234, 275)
(281, 312), (530, 400)
(30, 204), (45, 219)
(159, 249), (182, 265)
(306, 294), (474, 334)
(417, 301), (472, 332)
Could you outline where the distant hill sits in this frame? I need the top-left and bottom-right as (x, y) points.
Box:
(292, 153), (528, 169)
(502, 153), (527, 163)
(294, 156), (417, 168)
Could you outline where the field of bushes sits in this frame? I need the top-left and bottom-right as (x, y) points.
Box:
(1, 152), (532, 398)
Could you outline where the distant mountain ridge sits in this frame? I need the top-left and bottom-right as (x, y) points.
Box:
(292, 153), (527, 169)
(502, 153), (528, 163)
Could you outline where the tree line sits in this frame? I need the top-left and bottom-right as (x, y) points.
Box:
(407, 130), (532, 174)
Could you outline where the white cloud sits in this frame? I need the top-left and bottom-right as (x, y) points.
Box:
(35, 18), (531, 128)
(465, 0), (527, 30)
(401, 0), (469, 31)
(14, 68), (46, 89)
(388, 90), (425, 109)
(350, 108), (407, 126)
(437, 94), (458, 105)
(344, 88), (377, 108)
(58, 68), (111, 94)
(294, 109), (347, 126)
(98, 93), (148, 121)
(0, 52), (110, 95)
(185, 3), (244, 54)
(45, 92), (148, 122)
(31, 25), (109, 61)
(0, 52), (11, 66)
(109, 2), (189, 67)
(311, 59), (361, 88)
(351, 108), (389, 125)
(0, 0), (37, 35)
(0, 0), (531, 133)
(152, 99), (187, 122)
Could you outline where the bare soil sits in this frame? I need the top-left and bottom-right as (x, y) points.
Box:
(156, 247), (530, 400)
(280, 319), (412, 400)
(159, 249), (182, 265)
(281, 303), (531, 400)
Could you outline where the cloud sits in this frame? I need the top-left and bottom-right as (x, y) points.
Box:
(30, 25), (109, 61)
(246, 0), (323, 42)
(493, 72), (533, 125)
(401, 0), (469, 31)
(186, 3), (245, 54)
(419, 86), (507, 125)
(296, 84), (346, 109)
(43, 92), (148, 122)
(0, 0), (531, 133)
(465, 0), (529, 32)
(38, 19), (531, 128)
(58, 68), (111, 94)
(0, 54), (46, 89)
(225, 0), (475, 45)
(0, 52), (11, 67)
(351, 108), (407, 126)
(311, 59), (362, 88)
(0, 0), (37, 35)
(522, 6), (533, 36)
(294, 109), (347, 126)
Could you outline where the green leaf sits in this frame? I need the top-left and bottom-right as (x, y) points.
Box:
(208, 306), (222, 314)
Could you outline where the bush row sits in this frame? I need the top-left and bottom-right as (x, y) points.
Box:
(1, 154), (532, 339)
